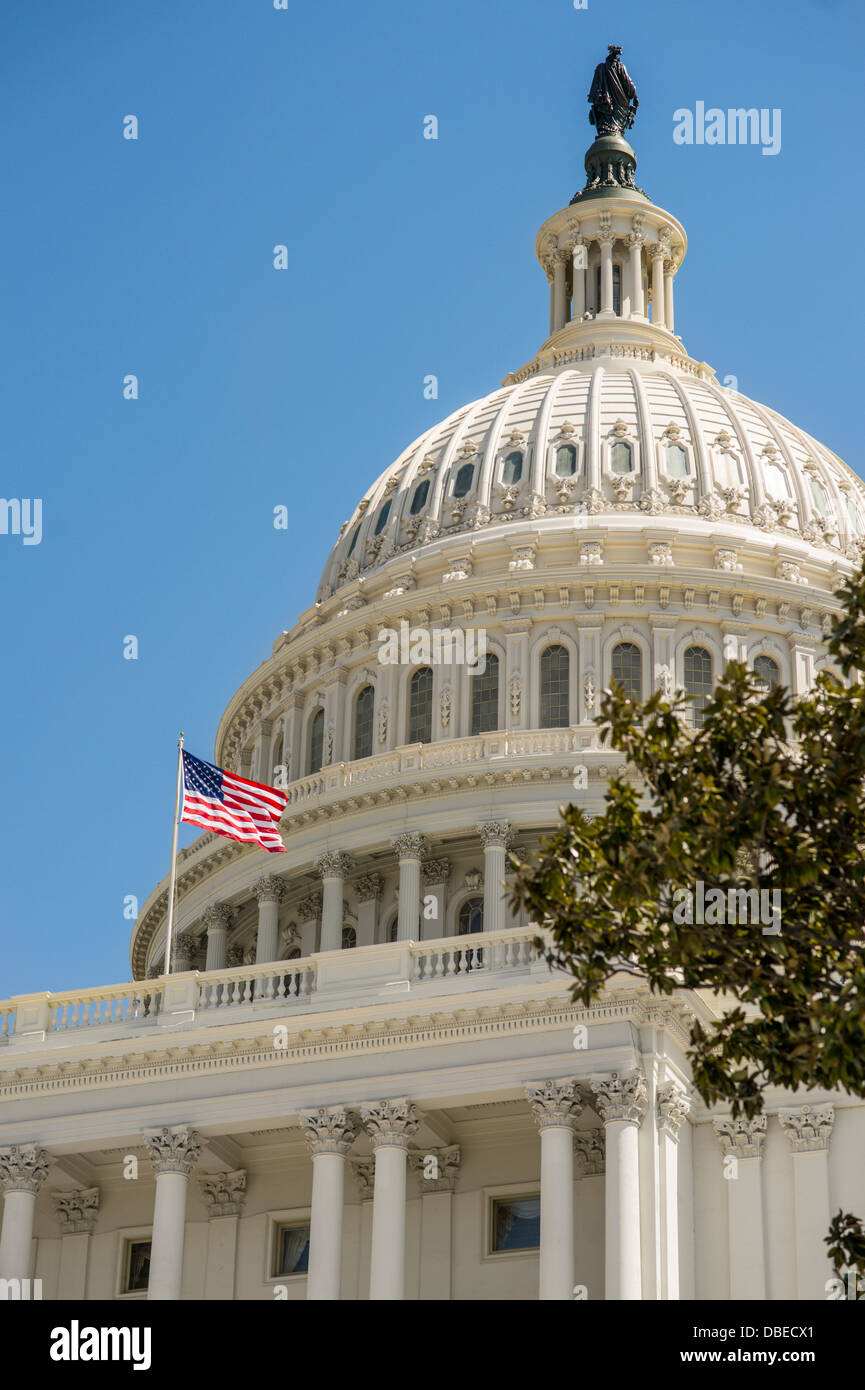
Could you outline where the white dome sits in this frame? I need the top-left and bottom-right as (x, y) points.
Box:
(319, 362), (864, 600)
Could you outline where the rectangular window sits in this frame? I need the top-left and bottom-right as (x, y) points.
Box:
(123, 1239), (151, 1294)
(489, 1195), (541, 1254)
(273, 1222), (311, 1277)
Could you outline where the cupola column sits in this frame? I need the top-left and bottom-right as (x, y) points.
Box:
(552, 251), (568, 333)
(144, 1126), (201, 1301)
(650, 245), (666, 328)
(627, 234), (644, 317)
(300, 1106), (359, 1300)
(598, 231), (615, 315)
(664, 259), (675, 334)
(392, 834), (427, 941)
(253, 876), (286, 964)
(571, 241), (586, 321)
(315, 853), (353, 952)
(361, 1099), (420, 1300)
(477, 820), (513, 935)
(591, 1070), (647, 1299)
(526, 1081), (583, 1300)
(0, 1144), (51, 1281)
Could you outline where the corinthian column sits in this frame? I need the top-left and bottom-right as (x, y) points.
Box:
(664, 259), (675, 333)
(627, 233), (644, 316)
(571, 240), (586, 320)
(315, 852), (353, 952)
(392, 834), (427, 942)
(361, 1098), (420, 1299)
(591, 1070), (647, 1300)
(53, 1187), (100, 1300)
(477, 821), (513, 935)
(650, 245), (666, 328)
(598, 229), (615, 315)
(526, 1080), (583, 1300)
(300, 1106), (359, 1300)
(657, 1083), (690, 1300)
(712, 1115), (767, 1300)
(778, 1105), (835, 1301)
(0, 1144), (51, 1280)
(552, 251), (568, 332)
(253, 876), (286, 964)
(202, 903), (232, 971)
(144, 1126), (202, 1300)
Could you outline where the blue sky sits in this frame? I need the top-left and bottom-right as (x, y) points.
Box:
(1, 0), (862, 996)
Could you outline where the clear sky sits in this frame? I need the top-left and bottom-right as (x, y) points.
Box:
(1, 0), (862, 997)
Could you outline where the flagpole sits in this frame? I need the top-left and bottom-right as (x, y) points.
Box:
(164, 732), (184, 975)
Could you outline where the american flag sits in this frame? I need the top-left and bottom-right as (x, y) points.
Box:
(181, 750), (288, 853)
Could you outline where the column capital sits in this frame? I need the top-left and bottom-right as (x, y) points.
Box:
(0, 1143), (52, 1195)
(349, 1157), (376, 1200)
(299, 1105), (360, 1157)
(526, 1078), (584, 1132)
(574, 1129), (606, 1176)
(657, 1083), (691, 1140)
(144, 1125), (202, 1177)
(314, 852), (353, 881)
(198, 1170), (247, 1216)
(354, 872), (385, 902)
(422, 858), (451, 886)
(476, 820), (514, 850)
(712, 1114), (767, 1159)
(408, 1144), (461, 1193)
(649, 241), (667, 262)
(202, 902), (234, 930)
(296, 892), (323, 921)
(360, 1098), (420, 1150)
(778, 1105), (835, 1154)
(252, 876), (287, 906)
(591, 1070), (648, 1126)
(391, 833), (428, 862)
(52, 1187), (100, 1234)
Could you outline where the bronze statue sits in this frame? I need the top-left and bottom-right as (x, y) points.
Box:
(588, 45), (638, 136)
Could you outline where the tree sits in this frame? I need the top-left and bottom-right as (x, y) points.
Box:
(510, 562), (865, 1281)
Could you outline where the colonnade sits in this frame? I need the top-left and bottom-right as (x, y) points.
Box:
(548, 228), (678, 335)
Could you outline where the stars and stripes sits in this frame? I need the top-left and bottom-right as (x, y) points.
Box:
(180, 750), (287, 853)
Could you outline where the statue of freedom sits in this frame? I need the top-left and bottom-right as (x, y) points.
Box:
(588, 45), (639, 136)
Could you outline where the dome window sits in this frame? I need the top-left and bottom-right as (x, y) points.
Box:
(554, 444), (577, 478)
(846, 496), (862, 535)
(458, 897), (484, 935)
(502, 450), (523, 485)
(611, 642), (642, 702)
(346, 523), (360, 556)
(683, 646), (712, 728)
(764, 462), (791, 500)
(408, 666), (433, 744)
(410, 479), (430, 514)
(664, 443), (690, 477)
(308, 708), (325, 774)
(610, 440), (633, 474)
(353, 684), (374, 761)
(753, 655), (779, 692)
(540, 644), (570, 728)
(808, 475), (829, 516)
(470, 652), (500, 735)
(374, 499), (391, 535)
(341, 925), (357, 950)
(453, 462), (474, 498)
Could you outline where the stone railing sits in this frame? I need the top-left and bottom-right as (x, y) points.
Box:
(0, 926), (547, 1047)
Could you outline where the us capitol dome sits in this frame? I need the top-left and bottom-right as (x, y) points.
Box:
(4, 46), (863, 1306)
(131, 60), (864, 984)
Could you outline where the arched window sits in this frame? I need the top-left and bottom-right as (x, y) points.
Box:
(808, 474), (829, 516)
(470, 652), (500, 735)
(664, 444), (690, 477)
(374, 499), (391, 535)
(308, 708), (325, 773)
(540, 644), (570, 728)
(458, 898), (484, 935)
(341, 925), (357, 950)
(683, 646), (712, 728)
(554, 444), (577, 478)
(611, 642), (642, 701)
(610, 440), (632, 474)
(502, 451), (523, 485)
(408, 667), (433, 744)
(846, 496), (862, 535)
(271, 734), (284, 782)
(387, 916), (398, 943)
(753, 655), (779, 691)
(353, 684), (374, 760)
(410, 479), (430, 514)
(453, 462), (474, 497)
